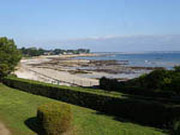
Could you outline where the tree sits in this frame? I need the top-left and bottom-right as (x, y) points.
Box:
(0, 37), (22, 80)
(174, 66), (180, 72)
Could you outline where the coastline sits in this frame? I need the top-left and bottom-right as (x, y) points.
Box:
(15, 53), (162, 87)
(16, 53), (100, 87)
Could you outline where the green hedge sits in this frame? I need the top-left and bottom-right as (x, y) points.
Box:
(99, 76), (176, 98)
(100, 68), (180, 98)
(37, 102), (73, 135)
(3, 77), (180, 127)
(172, 120), (180, 135)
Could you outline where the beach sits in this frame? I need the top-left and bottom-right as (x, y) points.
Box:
(15, 54), (99, 87)
(15, 53), (162, 87)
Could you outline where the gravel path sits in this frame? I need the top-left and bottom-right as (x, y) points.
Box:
(0, 122), (11, 135)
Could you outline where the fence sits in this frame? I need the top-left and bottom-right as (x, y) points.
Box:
(26, 68), (98, 87)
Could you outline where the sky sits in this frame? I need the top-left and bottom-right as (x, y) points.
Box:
(0, 0), (180, 52)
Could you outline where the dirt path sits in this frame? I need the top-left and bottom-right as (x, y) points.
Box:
(0, 122), (11, 135)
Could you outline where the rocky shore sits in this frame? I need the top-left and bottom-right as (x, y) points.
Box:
(15, 53), (161, 87)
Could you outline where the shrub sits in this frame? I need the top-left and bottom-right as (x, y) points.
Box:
(171, 77), (180, 94)
(99, 77), (120, 91)
(37, 102), (73, 135)
(174, 66), (180, 72)
(100, 68), (180, 97)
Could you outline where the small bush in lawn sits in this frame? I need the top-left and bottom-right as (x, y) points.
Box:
(37, 102), (73, 135)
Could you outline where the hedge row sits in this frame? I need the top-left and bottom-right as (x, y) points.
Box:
(100, 68), (180, 99)
(99, 77), (176, 98)
(3, 77), (180, 127)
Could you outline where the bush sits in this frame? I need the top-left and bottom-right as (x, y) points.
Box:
(99, 76), (175, 98)
(99, 77), (120, 91)
(171, 119), (180, 135)
(174, 66), (180, 72)
(100, 68), (180, 97)
(37, 102), (73, 135)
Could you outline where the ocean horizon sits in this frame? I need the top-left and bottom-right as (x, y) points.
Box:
(75, 51), (180, 69)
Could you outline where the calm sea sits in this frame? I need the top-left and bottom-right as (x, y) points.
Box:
(76, 52), (180, 69)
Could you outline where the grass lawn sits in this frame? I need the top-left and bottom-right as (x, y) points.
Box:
(0, 83), (167, 135)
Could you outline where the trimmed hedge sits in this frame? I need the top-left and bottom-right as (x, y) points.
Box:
(37, 102), (73, 135)
(3, 77), (180, 127)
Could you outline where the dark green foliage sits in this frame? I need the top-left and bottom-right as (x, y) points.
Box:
(0, 37), (22, 80)
(171, 76), (180, 94)
(174, 66), (180, 72)
(99, 77), (120, 91)
(3, 77), (180, 127)
(100, 76), (174, 98)
(20, 47), (45, 56)
(171, 119), (180, 135)
(37, 102), (73, 135)
(20, 47), (90, 57)
(141, 69), (170, 89)
(128, 68), (180, 95)
(100, 68), (180, 97)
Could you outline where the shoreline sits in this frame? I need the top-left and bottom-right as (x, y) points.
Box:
(15, 53), (164, 87)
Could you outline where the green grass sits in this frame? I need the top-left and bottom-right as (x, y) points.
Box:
(0, 83), (167, 135)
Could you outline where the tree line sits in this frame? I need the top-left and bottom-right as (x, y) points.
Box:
(20, 47), (90, 57)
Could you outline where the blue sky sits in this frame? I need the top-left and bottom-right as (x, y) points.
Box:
(0, 0), (180, 52)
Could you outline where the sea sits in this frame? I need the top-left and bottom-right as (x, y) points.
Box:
(76, 52), (180, 69)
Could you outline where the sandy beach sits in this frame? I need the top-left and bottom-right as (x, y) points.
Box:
(15, 54), (100, 87)
(15, 53), (156, 87)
